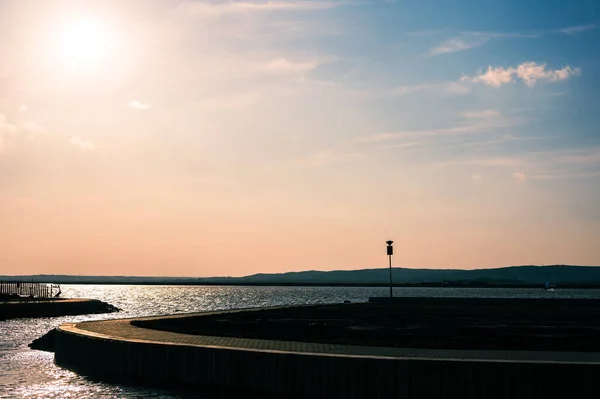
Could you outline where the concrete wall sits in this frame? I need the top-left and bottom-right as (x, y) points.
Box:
(54, 326), (600, 399)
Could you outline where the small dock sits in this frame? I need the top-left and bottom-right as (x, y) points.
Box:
(0, 280), (57, 299)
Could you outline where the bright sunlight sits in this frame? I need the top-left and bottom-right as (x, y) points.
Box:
(57, 17), (114, 69)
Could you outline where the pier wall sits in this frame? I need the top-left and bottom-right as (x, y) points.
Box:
(0, 298), (117, 320)
(54, 323), (600, 399)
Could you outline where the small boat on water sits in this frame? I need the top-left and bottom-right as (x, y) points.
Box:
(542, 264), (555, 291)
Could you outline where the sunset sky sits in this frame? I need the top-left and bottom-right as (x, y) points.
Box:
(1, 0), (598, 277)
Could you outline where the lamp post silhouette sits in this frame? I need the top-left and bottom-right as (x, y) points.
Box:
(386, 240), (394, 297)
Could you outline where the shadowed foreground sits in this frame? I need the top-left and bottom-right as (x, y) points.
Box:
(53, 299), (600, 398)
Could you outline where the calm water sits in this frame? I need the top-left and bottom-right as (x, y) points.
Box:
(2, 285), (600, 398)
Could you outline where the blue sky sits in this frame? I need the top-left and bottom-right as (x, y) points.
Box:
(0, 0), (598, 276)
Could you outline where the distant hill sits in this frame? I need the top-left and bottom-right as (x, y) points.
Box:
(2, 265), (600, 286)
(199, 265), (600, 285)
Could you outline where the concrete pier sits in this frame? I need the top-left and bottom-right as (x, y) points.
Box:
(53, 303), (600, 398)
(0, 298), (118, 320)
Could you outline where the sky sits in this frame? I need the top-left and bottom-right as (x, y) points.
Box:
(0, 0), (599, 277)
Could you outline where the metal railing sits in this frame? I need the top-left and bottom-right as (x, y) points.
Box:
(0, 281), (59, 298)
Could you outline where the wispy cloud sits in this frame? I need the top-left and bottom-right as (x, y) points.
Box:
(0, 114), (19, 154)
(453, 147), (600, 181)
(308, 148), (369, 167)
(460, 135), (541, 148)
(260, 58), (323, 74)
(428, 30), (540, 56)
(463, 156), (526, 167)
(358, 110), (519, 143)
(460, 109), (500, 119)
(512, 171), (526, 181)
(0, 114), (18, 135)
(393, 81), (470, 96)
(559, 23), (597, 35)
(553, 147), (600, 166)
(530, 171), (600, 180)
(178, 1), (351, 17)
(128, 100), (151, 110)
(405, 30), (441, 37)
(471, 174), (483, 182)
(429, 36), (489, 55)
(386, 141), (420, 149)
(195, 92), (261, 111)
(462, 62), (580, 87)
(357, 124), (492, 143)
(426, 23), (597, 57)
(70, 136), (95, 150)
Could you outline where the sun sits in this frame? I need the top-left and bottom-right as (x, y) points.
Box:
(57, 17), (114, 69)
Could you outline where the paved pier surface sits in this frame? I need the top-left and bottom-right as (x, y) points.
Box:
(54, 302), (600, 398)
(132, 299), (600, 352)
(62, 310), (600, 363)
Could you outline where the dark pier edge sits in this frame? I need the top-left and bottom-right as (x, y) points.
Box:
(51, 300), (600, 399)
(0, 298), (119, 321)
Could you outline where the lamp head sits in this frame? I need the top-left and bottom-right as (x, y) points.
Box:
(386, 240), (393, 246)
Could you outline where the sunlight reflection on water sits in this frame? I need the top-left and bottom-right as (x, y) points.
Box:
(2, 285), (599, 398)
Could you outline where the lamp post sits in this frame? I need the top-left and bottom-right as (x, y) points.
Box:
(386, 240), (394, 297)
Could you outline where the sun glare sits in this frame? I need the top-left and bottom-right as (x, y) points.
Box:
(57, 17), (114, 69)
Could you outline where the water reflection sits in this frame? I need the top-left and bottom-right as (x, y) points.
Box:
(1, 285), (599, 398)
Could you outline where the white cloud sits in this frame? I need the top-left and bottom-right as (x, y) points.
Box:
(461, 110), (500, 119)
(429, 36), (489, 55)
(462, 66), (515, 87)
(516, 63), (580, 87)
(462, 62), (580, 87)
(128, 100), (151, 110)
(70, 136), (95, 150)
(512, 171), (526, 181)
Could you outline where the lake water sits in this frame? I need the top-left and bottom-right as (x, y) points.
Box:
(2, 285), (600, 398)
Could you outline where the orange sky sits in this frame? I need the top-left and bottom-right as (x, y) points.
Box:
(1, 1), (599, 277)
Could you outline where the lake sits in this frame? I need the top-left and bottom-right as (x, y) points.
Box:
(2, 285), (599, 398)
